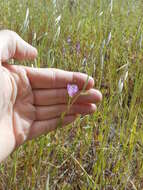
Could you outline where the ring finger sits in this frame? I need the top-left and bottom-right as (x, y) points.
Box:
(35, 103), (96, 121)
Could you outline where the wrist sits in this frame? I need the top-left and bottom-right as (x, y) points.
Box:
(0, 66), (16, 162)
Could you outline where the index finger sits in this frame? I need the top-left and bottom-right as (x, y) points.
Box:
(26, 68), (94, 90)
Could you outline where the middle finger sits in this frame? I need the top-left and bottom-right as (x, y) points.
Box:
(33, 88), (102, 106)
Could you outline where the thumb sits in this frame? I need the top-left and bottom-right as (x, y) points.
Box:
(0, 30), (37, 62)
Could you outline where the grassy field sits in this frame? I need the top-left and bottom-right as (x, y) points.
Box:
(0, 0), (143, 189)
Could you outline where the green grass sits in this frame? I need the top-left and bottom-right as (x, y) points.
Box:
(0, 0), (143, 189)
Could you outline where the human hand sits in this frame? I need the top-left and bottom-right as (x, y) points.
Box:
(0, 30), (102, 162)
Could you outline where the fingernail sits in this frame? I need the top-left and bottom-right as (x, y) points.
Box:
(96, 90), (102, 102)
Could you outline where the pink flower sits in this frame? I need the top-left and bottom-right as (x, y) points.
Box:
(76, 41), (80, 54)
(67, 84), (79, 97)
(67, 36), (72, 44)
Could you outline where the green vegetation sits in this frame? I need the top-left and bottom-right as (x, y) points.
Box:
(0, 0), (143, 189)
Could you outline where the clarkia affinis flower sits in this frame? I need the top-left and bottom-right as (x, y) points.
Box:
(67, 84), (79, 97)
(67, 36), (72, 45)
(76, 41), (80, 54)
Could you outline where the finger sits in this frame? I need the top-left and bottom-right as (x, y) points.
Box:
(26, 67), (94, 89)
(28, 115), (77, 140)
(35, 104), (96, 120)
(0, 30), (37, 62)
(13, 31), (37, 60)
(33, 88), (102, 106)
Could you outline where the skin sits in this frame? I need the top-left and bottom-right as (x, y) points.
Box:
(0, 30), (102, 162)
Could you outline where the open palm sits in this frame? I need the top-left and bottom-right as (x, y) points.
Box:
(0, 30), (102, 162)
